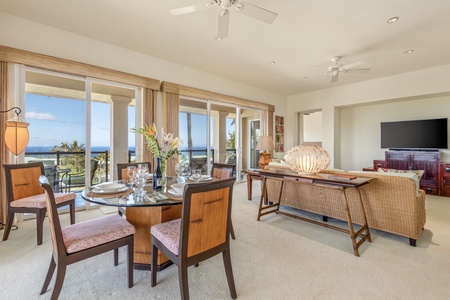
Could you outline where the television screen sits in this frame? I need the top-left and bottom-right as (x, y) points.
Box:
(381, 118), (448, 149)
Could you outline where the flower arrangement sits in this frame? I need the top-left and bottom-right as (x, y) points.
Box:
(133, 124), (182, 184)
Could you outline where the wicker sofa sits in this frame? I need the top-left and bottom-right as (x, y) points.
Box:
(263, 165), (426, 246)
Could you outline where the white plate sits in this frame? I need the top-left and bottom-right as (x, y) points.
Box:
(168, 188), (183, 197)
(189, 175), (213, 181)
(92, 182), (128, 194)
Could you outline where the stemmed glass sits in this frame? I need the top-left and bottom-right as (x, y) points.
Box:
(192, 169), (202, 183)
(175, 163), (183, 183)
(180, 166), (191, 183)
(134, 164), (149, 197)
(126, 166), (136, 186)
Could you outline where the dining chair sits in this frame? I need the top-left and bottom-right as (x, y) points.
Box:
(151, 177), (237, 300)
(2, 162), (76, 245)
(211, 163), (236, 239)
(39, 176), (135, 300)
(116, 162), (151, 216)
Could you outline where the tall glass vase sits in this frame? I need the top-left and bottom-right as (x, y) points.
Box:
(159, 158), (167, 188)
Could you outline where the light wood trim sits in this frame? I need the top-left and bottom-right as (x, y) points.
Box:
(161, 81), (275, 112)
(0, 45), (160, 90)
(10, 167), (44, 200)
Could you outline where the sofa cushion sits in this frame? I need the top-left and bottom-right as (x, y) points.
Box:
(351, 170), (420, 196)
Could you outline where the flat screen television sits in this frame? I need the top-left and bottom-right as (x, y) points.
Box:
(381, 118), (448, 150)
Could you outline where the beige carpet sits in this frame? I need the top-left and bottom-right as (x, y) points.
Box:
(1, 181), (450, 300)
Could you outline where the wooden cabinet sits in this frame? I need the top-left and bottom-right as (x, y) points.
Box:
(380, 151), (441, 196)
(440, 163), (450, 197)
(372, 152), (450, 197)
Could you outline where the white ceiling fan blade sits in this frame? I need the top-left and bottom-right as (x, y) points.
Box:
(345, 68), (371, 73)
(169, 1), (213, 16)
(331, 72), (339, 83)
(236, 1), (278, 24)
(340, 60), (364, 70)
(217, 9), (230, 39)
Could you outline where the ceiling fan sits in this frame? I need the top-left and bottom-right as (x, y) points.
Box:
(308, 56), (371, 83)
(169, 0), (278, 40)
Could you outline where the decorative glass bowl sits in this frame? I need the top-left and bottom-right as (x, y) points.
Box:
(284, 145), (331, 174)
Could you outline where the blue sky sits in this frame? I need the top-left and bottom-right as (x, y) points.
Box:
(25, 94), (135, 148)
(25, 94), (235, 149)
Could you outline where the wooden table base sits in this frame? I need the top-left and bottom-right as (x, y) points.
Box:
(126, 205), (182, 269)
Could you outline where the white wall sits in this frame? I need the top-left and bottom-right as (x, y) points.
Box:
(0, 11), (286, 121)
(340, 97), (450, 170)
(303, 111), (322, 143)
(287, 64), (450, 170)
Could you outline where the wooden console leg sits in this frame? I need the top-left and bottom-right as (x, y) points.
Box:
(247, 174), (252, 200)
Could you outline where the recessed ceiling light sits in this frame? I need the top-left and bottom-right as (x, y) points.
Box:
(303, 77), (309, 80)
(404, 49), (414, 54)
(215, 37), (222, 41)
(387, 17), (399, 23)
(269, 61), (276, 65)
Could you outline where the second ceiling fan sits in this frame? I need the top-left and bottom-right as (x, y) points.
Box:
(169, 0), (278, 40)
(309, 56), (371, 83)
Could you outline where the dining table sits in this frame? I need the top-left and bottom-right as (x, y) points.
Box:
(81, 175), (213, 270)
(81, 177), (186, 270)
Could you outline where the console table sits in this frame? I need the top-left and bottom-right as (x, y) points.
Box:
(254, 169), (373, 257)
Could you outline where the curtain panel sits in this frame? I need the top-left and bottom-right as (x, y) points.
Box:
(1, 61), (8, 227)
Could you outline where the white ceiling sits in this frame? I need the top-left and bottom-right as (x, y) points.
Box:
(2, 0), (450, 96)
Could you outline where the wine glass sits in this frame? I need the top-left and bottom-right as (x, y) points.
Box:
(192, 169), (202, 183)
(181, 166), (191, 183)
(175, 163), (183, 183)
(126, 166), (136, 185)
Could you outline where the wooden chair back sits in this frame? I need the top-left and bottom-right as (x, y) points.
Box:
(180, 177), (235, 258)
(211, 163), (235, 180)
(39, 176), (66, 259)
(3, 162), (45, 202)
(117, 162), (151, 180)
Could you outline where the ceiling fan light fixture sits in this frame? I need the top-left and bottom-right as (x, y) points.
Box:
(387, 16), (399, 23)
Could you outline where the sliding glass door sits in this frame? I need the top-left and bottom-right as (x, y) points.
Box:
(22, 67), (140, 210)
(179, 97), (262, 180)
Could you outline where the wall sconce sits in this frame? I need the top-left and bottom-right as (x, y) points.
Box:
(0, 99), (30, 156)
(255, 135), (274, 169)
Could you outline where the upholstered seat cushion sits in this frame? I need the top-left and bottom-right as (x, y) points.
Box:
(10, 192), (76, 208)
(151, 218), (181, 255)
(62, 214), (135, 253)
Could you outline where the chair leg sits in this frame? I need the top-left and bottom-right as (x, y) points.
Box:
(69, 202), (75, 225)
(51, 263), (67, 300)
(36, 210), (46, 245)
(128, 240), (134, 288)
(178, 264), (190, 300)
(40, 257), (56, 295)
(114, 248), (119, 266)
(222, 248), (237, 299)
(230, 220), (236, 240)
(2, 211), (15, 241)
(151, 243), (158, 287)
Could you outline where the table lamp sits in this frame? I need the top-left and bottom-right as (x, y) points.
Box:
(284, 145), (330, 174)
(255, 135), (274, 169)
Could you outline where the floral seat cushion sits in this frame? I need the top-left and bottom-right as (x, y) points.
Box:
(11, 192), (76, 208)
(151, 218), (181, 255)
(62, 214), (135, 253)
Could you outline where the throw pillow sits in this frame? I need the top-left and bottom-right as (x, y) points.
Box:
(378, 168), (425, 180)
